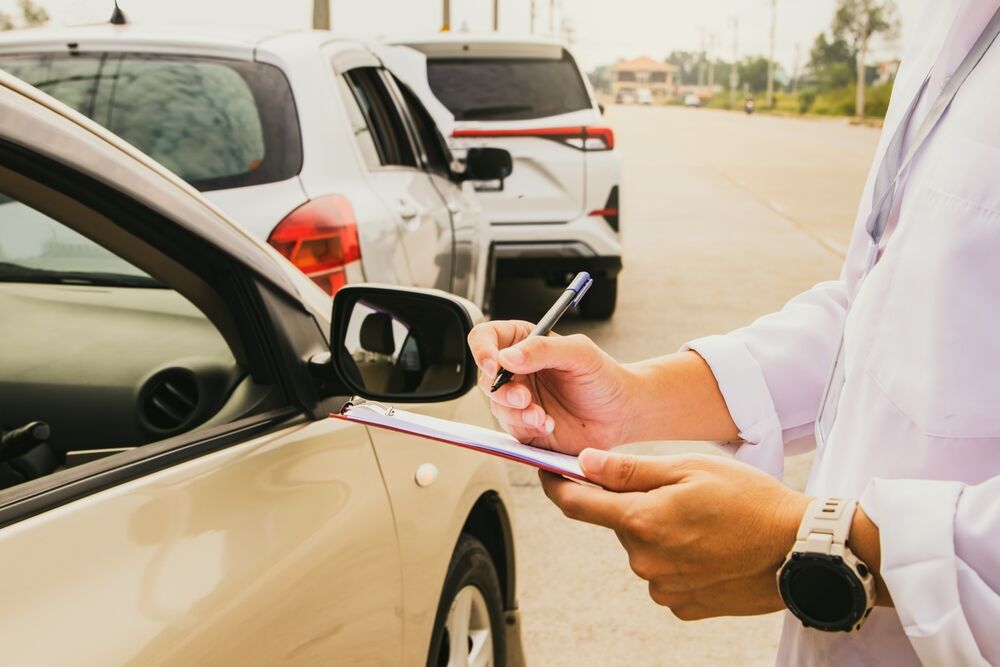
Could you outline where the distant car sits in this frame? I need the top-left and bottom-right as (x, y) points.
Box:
(0, 69), (525, 666)
(683, 93), (702, 107)
(615, 90), (637, 105)
(636, 88), (654, 106)
(0, 25), (512, 308)
(395, 34), (623, 319)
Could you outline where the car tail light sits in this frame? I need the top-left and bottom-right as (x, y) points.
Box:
(452, 125), (615, 151)
(588, 186), (620, 232)
(267, 195), (361, 296)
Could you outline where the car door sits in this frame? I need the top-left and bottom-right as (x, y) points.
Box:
(342, 66), (454, 294)
(0, 91), (404, 665)
(387, 75), (487, 306)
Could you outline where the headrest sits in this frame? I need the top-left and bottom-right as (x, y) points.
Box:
(360, 312), (395, 355)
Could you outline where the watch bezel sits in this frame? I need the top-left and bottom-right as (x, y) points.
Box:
(778, 551), (870, 632)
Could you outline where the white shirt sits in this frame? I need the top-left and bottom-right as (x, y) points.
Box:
(686, 1), (1000, 664)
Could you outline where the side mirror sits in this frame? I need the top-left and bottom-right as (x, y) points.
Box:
(330, 285), (480, 403)
(461, 147), (513, 183)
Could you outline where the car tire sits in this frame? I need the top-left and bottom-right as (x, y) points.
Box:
(579, 277), (618, 319)
(427, 534), (507, 667)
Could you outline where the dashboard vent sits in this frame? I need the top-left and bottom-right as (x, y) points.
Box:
(139, 369), (200, 434)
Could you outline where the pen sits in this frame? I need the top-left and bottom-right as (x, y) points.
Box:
(490, 271), (594, 393)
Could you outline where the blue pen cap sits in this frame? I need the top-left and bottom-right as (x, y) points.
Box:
(568, 272), (594, 307)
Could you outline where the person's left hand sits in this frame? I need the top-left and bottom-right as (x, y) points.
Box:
(540, 450), (812, 620)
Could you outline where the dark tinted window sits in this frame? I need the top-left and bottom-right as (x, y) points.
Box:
(426, 52), (591, 121)
(394, 79), (451, 176)
(345, 68), (417, 168)
(0, 53), (302, 191)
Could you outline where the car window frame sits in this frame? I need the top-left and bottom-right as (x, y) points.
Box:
(0, 139), (337, 528)
(343, 66), (420, 171)
(382, 72), (454, 180)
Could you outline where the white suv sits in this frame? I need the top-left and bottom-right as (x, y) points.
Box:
(0, 26), (510, 307)
(396, 34), (623, 318)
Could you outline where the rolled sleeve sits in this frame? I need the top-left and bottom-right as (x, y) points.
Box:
(684, 280), (851, 479)
(861, 477), (999, 666)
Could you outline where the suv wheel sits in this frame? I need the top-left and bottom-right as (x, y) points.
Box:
(427, 534), (506, 667)
(579, 277), (618, 319)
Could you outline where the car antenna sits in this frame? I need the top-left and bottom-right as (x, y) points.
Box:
(109, 1), (128, 26)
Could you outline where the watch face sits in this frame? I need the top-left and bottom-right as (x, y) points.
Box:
(779, 553), (868, 632)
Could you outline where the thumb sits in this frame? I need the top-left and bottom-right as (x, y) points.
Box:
(579, 450), (690, 492)
(497, 333), (601, 376)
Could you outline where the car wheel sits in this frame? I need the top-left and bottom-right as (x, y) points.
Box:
(579, 277), (618, 319)
(427, 534), (506, 667)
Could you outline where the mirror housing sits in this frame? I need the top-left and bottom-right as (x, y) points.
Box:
(460, 147), (513, 184)
(330, 285), (481, 404)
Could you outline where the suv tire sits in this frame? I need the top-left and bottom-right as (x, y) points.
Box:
(579, 277), (617, 319)
(427, 534), (507, 667)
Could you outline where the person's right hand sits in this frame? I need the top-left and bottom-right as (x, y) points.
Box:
(467, 321), (636, 455)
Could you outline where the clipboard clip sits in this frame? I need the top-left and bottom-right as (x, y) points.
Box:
(340, 398), (396, 417)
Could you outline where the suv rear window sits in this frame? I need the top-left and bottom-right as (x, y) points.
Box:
(0, 53), (302, 191)
(426, 51), (591, 121)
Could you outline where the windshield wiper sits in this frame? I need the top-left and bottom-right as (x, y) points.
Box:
(458, 104), (535, 120)
(0, 262), (163, 288)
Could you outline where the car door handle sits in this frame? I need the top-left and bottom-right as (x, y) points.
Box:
(398, 204), (420, 221)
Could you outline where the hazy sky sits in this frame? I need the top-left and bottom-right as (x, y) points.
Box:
(0, 0), (927, 70)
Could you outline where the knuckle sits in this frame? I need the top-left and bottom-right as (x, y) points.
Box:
(628, 553), (658, 581)
(616, 456), (639, 487)
(647, 581), (675, 607)
(672, 604), (704, 622)
(622, 507), (654, 542)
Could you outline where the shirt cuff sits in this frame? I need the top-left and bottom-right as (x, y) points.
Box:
(684, 334), (785, 478)
(860, 478), (986, 665)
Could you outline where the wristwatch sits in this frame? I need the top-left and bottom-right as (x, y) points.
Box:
(777, 497), (876, 632)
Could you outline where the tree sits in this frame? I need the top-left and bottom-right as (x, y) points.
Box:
(0, 0), (49, 31)
(807, 32), (855, 89)
(832, 0), (898, 116)
(737, 56), (772, 94)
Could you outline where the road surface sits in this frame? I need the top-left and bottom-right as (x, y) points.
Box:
(497, 105), (882, 667)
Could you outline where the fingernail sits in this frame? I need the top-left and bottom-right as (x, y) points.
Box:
(499, 346), (525, 367)
(544, 416), (555, 433)
(524, 410), (541, 426)
(510, 386), (530, 408)
(483, 359), (498, 377)
(579, 449), (607, 475)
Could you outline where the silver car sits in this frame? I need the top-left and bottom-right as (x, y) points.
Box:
(0, 25), (511, 307)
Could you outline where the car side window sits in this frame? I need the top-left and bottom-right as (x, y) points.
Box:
(392, 77), (453, 177)
(344, 68), (417, 169)
(0, 179), (255, 493)
(337, 77), (382, 170)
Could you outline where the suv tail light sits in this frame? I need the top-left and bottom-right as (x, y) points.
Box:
(267, 195), (361, 296)
(452, 125), (615, 151)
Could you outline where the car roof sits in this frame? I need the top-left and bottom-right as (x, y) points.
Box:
(0, 68), (319, 310)
(391, 32), (568, 59)
(0, 24), (369, 61)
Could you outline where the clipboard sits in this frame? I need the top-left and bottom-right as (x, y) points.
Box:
(331, 400), (585, 481)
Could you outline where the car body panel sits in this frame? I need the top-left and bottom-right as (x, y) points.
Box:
(0, 419), (404, 666)
(0, 71), (522, 665)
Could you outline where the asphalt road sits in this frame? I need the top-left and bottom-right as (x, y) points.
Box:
(498, 105), (882, 667)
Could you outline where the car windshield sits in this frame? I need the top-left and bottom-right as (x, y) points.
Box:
(0, 53), (302, 192)
(426, 52), (592, 121)
(0, 194), (160, 288)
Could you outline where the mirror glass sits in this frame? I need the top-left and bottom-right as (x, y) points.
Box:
(334, 290), (472, 401)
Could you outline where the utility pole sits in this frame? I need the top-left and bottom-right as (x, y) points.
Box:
(855, 0), (871, 117)
(492, 0), (499, 31)
(708, 33), (717, 88)
(549, 0), (556, 35)
(441, 0), (451, 31)
(729, 17), (740, 108)
(698, 26), (707, 87)
(792, 42), (801, 93)
(312, 0), (330, 30)
(766, 0), (776, 107)
(530, 0), (536, 33)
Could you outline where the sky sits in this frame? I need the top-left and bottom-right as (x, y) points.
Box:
(0, 0), (927, 71)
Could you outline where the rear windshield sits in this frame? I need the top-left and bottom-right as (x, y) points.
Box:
(0, 53), (302, 191)
(426, 52), (592, 121)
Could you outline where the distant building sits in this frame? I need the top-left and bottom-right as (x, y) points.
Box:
(611, 56), (679, 102)
(875, 60), (900, 85)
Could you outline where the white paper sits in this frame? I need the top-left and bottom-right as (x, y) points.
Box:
(338, 405), (585, 480)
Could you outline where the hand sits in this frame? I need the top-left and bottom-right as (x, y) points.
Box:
(467, 321), (634, 454)
(541, 450), (812, 620)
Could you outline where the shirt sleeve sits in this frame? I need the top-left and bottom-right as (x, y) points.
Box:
(684, 279), (850, 478)
(860, 476), (999, 666)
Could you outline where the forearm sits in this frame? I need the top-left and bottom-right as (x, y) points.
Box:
(850, 506), (892, 607)
(622, 351), (739, 444)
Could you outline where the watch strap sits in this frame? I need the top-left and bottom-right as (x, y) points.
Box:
(794, 497), (856, 557)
